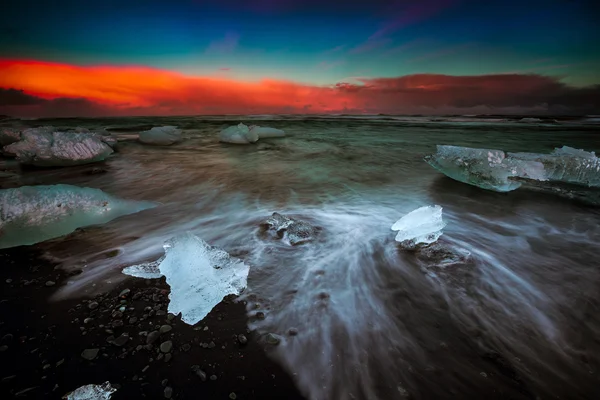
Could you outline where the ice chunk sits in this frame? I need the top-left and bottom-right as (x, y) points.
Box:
(4, 127), (114, 167)
(391, 205), (447, 248)
(0, 184), (156, 249)
(159, 233), (249, 324)
(509, 146), (600, 187)
(138, 126), (182, 146)
(250, 125), (286, 138)
(260, 212), (317, 245)
(425, 145), (546, 192)
(520, 117), (542, 123)
(219, 123), (259, 144)
(0, 127), (21, 146)
(63, 381), (116, 400)
(122, 257), (164, 279)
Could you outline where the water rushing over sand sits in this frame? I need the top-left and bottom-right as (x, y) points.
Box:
(2, 115), (600, 399)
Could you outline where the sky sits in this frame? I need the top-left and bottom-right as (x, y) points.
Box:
(0, 0), (599, 116)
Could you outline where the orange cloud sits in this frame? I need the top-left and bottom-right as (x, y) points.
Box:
(0, 59), (598, 117)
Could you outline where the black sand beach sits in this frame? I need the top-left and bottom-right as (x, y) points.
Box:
(0, 247), (305, 399)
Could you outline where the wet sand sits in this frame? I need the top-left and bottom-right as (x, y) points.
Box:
(0, 247), (305, 399)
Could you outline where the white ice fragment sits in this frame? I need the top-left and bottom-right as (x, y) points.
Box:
(219, 123), (259, 144)
(63, 381), (116, 400)
(122, 257), (164, 279)
(0, 184), (156, 249)
(138, 126), (182, 146)
(249, 125), (286, 138)
(159, 233), (249, 324)
(391, 205), (447, 248)
(3, 127), (114, 166)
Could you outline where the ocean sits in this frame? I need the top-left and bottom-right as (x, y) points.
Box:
(1, 114), (600, 399)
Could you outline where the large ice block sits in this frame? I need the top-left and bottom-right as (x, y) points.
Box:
(391, 205), (447, 248)
(0, 185), (156, 249)
(138, 126), (182, 146)
(425, 145), (551, 192)
(63, 381), (116, 400)
(219, 123), (259, 144)
(158, 233), (249, 325)
(250, 125), (286, 138)
(3, 127), (114, 167)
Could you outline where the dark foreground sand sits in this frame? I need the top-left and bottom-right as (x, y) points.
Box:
(0, 247), (305, 400)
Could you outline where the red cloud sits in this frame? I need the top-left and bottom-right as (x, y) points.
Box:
(0, 59), (598, 117)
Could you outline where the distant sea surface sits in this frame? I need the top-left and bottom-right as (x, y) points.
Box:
(2, 114), (600, 400)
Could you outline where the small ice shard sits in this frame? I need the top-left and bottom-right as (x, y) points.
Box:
(3, 127), (114, 167)
(122, 257), (164, 279)
(63, 381), (116, 400)
(0, 184), (156, 249)
(425, 145), (547, 192)
(520, 117), (542, 123)
(249, 125), (286, 138)
(260, 212), (317, 245)
(391, 205), (447, 248)
(0, 127), (21, 146)
(219, 123), (259, 144)
(159, 233), (249, 324)
(138, 126), (182, 146)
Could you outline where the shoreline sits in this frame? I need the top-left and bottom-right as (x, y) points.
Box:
(0, 246), (305, 399)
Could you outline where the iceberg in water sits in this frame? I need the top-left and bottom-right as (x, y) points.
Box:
(219, 123), (259, 144)
(0, 185), (156, 249)
(124, 233), (249, 325)
(250, 125), (286, 138)
(391, 205), (447, 248)
(138, 126), (182, 146)
(63, 381), (116, 400)
(424, 145), (600, 192)
(3, 127), (115, 167)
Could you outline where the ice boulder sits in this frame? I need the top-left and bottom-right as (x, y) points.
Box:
(425, 145), (547, 192)
(250, 125), (286, 139)
(260, 212), (317, 245)
(63, 381), (117, 400)
(391, 205), (447, 249)
(138, 126), (182, 146)
(219, 123), (259, 144)
(154, 233), (249, 324)
(425, 145), (600, 192)
(3, 127), (115, 167)
(0, 127), (21, 146)
(508, 146), (600, 187)
(0, 184), (156, 249)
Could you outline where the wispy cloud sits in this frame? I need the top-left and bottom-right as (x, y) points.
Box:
(348, 38), (392, 55)
(323, 45), (346, 55)
(206, 32), (240, 54)
(500, 63), (583, 74)
(219, 67), (232, 71)
(316, 60), (346, 71)
(383, 38), (429, 57)
(369, 0), (457, 40)
(529, 58), (555, 65)
(405, 43), (474, 63)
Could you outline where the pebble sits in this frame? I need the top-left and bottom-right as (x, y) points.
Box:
(5, 279), (12, 284)
(160, 341), (173, 353)
(167, 314), (175, 321)
(164, 353), (172, 363)
(45, 281), (56, 287)
(112, 334), (129, 347)
(147, 331), (160, 344)
(210, 375), (217, 381)
(181, 343), (191, 352)
(56, 359), (64, 367)
(161, 379), (168, 387)
(128, 317), (138, 324)
(83, 318), (94, 324)
(208, 341), (215, 349)
(238, 334), (248, 345)
(229, 393), (237, 400)
(81, 348), (99, 360)
(88, 302), (99, 310)
(0, 345), (8, 352)
(191, 366), (207, 381)
(265, 333), (281, 345)
(156, 310), (166, 316)
(164, 386), (173, 398)
(288, 328), (299, 336)
(119, 289), (131, 298)
(142, 365), (150, 373)
(160, 325), (172, 334)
